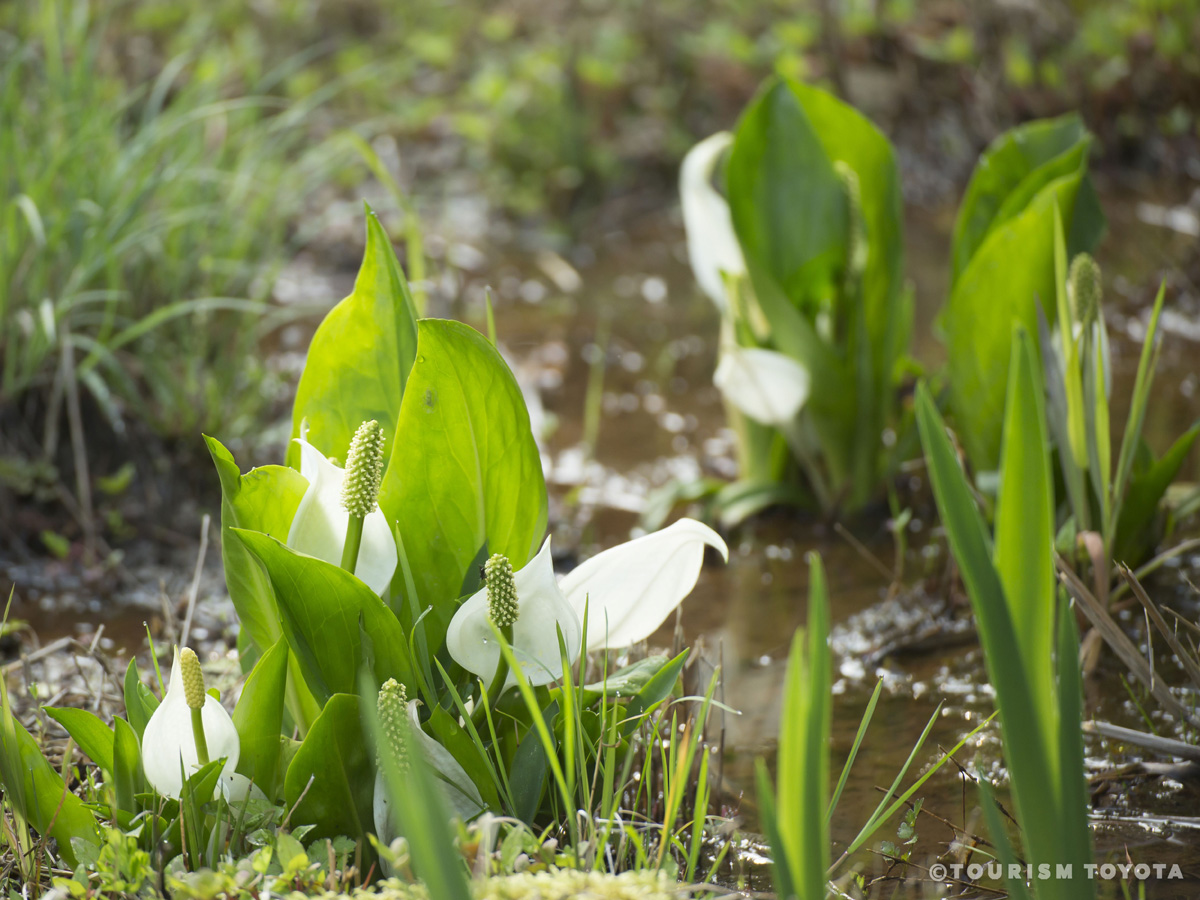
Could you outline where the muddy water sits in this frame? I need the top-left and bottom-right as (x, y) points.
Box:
(472, 184), (1200, 896)
(5, 180), (1200, 896)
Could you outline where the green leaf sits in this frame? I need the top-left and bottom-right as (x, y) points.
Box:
(1114, 424), (1200, 564)
(424, 706), (501, 812)
(112, 717), (142, 814)
(916, 382), (1081, 898)
(788, 81), (904, 363)
(204, 436), (306, 654)
(508, 727), (548, 824)
(378, 319), (547, 617)
(727, 78), (847, 310)
(232, 530), (416, 705)
(204, 435), (319, 734)
(622, 649), (688, 735)
(943, 165), (1086, 470)
(232, 638), (290, 799)
(773, 555), (830, 900)
(992, 328), (1056, 759)
(284, 693), (374, 842)
(288, 208), (419, 470)
(579, 655), (670, 703)
(0, 701), (100, 867)
(951, 113), (1089, 282)
(1110, 283), (1167, 549)
(123, 659), (158, 741)
(44, 707), (114, 774)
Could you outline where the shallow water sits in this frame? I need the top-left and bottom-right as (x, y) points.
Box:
(4, 177), (1200, 896)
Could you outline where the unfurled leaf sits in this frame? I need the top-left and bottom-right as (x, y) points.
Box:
(232, 531), (416, 704)
(232, 638), (290, 800)
(288, 209), (419, 470)
(379, 319), (547, 618)
(284, 694), (373, 842)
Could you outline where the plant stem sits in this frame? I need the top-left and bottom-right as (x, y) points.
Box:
(341, 513), (364, 573)
(190, 707), (209, 766)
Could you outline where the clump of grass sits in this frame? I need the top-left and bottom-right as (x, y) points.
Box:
(0, 2), (344, 446)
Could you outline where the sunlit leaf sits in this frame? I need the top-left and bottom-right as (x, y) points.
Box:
(379, 319), (547, 619)
(288, 208), (419, 470)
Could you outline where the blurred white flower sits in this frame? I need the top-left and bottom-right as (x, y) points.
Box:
(681, 132), (745, 311)
(714, 344), (811, 428)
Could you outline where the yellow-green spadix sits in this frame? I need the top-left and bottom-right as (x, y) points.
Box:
(287, 436), (397, 595)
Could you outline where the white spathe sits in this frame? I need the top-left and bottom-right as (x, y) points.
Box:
(446, 538), (581, 688)
(446, 520), (729, 674)
(287, 438), (398, 595)
(680, 132), (745, 311)
(714, 344), (811, 428)
(560, 518), (728, 652)
(373, 699), (486, 845)
(142, 649), (241, 799)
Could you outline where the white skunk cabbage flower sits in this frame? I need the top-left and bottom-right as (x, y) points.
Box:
(714, 344), (811, 428)
(681, 132), (745, 311)
(142, 648), (240, 799)
(287, 437), (398, 595)
(560, 518), (727, 652)
(373, 682), (485, 846)
(447, 519), (728, 677)
(446, 539), (581, 688)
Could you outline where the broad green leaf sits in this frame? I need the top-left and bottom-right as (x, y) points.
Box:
(232, 530), (416, 705)
(204, 437), (306, 653)
(789, 81), (904, 360)
(232, 638), (290, 799)
(112, 717), (141, 813)
(0, 702), (99, 867)
(727, 78), (848, 312)
(123, 659), (158, 741)
(943, 165), (1085, 470)
(288, 209), (419, 469)
(284, 694), (374, 842)
(205, 435), (319, 731)
(951, 114), (1088, 282)
(378, 319), (547, 616)
(508, 727), (548, 824)
(992, 329), (1056, 757)
(44, 707), (113, 774)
